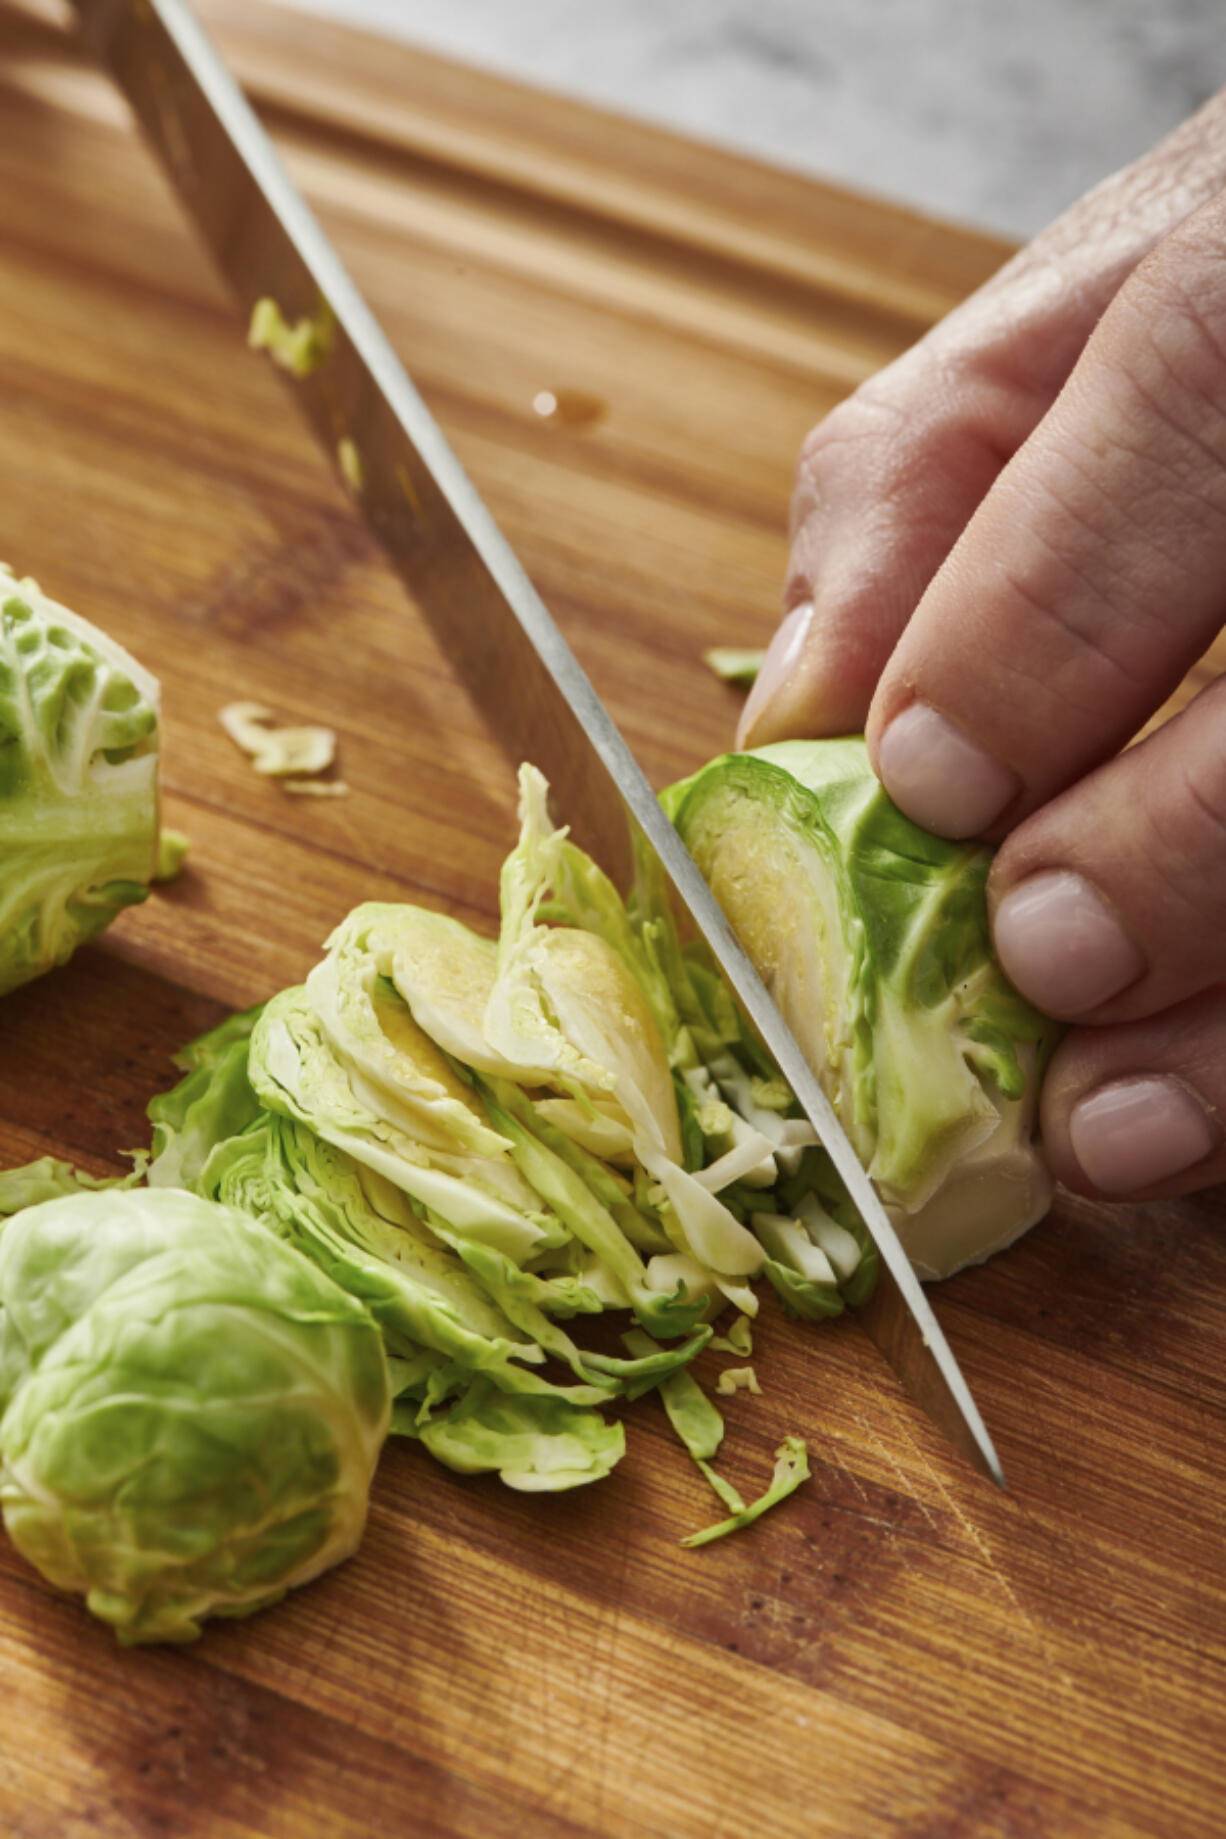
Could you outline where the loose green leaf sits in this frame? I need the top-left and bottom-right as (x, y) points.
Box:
(419, 1380), (625, 1491)
(249, 986), (562, 1266)
(762, 1258), (845, 1323)
(682, 1437), (810, 1548)
(0, 1157), (139, 1220)
(481, 1076), (704, 1340)
(622, 1328), (724, 1450)
(696, 1461), (746, 1514)
(309, 904), (511, 1158)
(702, 647), (765, 687)
(710, 1313), (753, 1357)
(752, 1211), (843, 1324)
(153, 829), (190, 882)
(337, 437), (364, 493)
(219, 703), (336, 778)
(202, 1115), (545, 1383)
(147, 1007), (265, 1193)
(248, 297), (333, 376)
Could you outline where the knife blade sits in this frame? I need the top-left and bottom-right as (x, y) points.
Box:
(70, 0), (1005, 1489)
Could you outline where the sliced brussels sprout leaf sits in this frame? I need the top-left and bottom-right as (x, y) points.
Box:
(485, 1075), (669, 1256)
(700, 1051), (818, 1168)
(691, 1129), (780, 1194)
(709, 1314), (753, 1357)
(0, 1157), (140, 1221)
(681, 1437), (810, 1549)
(147, 1006), (264, 1192)
(696, 1463), (747, 1514)
(248, 295), (334, 376)
(371, 904), (546, 1082)
(769, 1148), (877, 1304)
(674, 1075), (713, 1174)
(752, 1210), (845, 1323)
(761, 1259), (845, 1324)
(153, 829), (190, 881)
(201, 1116), (544, 1380)
(794, 1193), (864, 1285)
(644, 1251), (722, 1317)
(487, 767), (684, 1164)
(308, 904), (511, 1157)
(419, 1380), (626, 1491)
(646, 1153), (766, 1284)
(622, 1328), (725, 1449)
(218, 702), (336, 778)
(419, 1203), (709, 1390)
(542, 829), (682, 1053)
(623, 1323), (751, 1522)
(249, 987), (563, 1266)
(752, 1212), (839, 1289)
(479, 1077), (706, 1339)
(531, 1097), (636, 1166)
(702, 647), (765, 687)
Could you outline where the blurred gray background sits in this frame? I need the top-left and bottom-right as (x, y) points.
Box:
(279, 0), (1226, 238)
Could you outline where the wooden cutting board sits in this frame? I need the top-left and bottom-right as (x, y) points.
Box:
(1, 4), (1224, 1834)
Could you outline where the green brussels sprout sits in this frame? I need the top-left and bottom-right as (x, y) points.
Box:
(0, 566), (160, 997)
(665, 739), (1059, 1278)
(0, 1188), (390, 1644)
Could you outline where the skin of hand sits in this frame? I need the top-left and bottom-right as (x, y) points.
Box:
(738, 88), (1226, 1205)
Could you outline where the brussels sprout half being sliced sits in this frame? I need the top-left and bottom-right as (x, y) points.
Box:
(665, 739), (1059, 1279)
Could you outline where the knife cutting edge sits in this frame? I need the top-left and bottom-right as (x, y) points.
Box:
(68, 0), (1005, 1489)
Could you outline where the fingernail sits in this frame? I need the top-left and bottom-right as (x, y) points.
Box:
(877, 702), (1019, 837)
(994, 870), (1145, 1016)
(1070, 1077), (1217, 1194)
(737, 602), (814, 749)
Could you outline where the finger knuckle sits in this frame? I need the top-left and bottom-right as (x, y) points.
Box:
(1174, 748), (1226, 866)
(792, 382), (938, 566)
(796, 383), (900, 481)
(1142, 694), (1226, 926)
(1113, 197), (1226, 449)
(992, 499), (1165, 706)
(789, 388), (893, 545)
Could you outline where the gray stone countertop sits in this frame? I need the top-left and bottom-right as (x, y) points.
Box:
(274, 0), (1225, 240)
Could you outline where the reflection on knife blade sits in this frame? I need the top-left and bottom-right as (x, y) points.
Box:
(71, 0), (1010, 1487)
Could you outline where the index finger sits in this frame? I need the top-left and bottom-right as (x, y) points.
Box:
(866, 188), (1226, 841)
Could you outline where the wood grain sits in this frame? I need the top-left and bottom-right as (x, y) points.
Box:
(0, 3), (1223, 1835)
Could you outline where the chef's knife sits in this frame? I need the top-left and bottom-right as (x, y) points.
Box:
(69, 0), (1005, 1488)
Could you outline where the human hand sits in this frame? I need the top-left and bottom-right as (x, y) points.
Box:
(738, 90), (1226, 1204)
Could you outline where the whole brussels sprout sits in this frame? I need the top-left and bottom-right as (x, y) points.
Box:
(0, 1188), (390, 1643)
